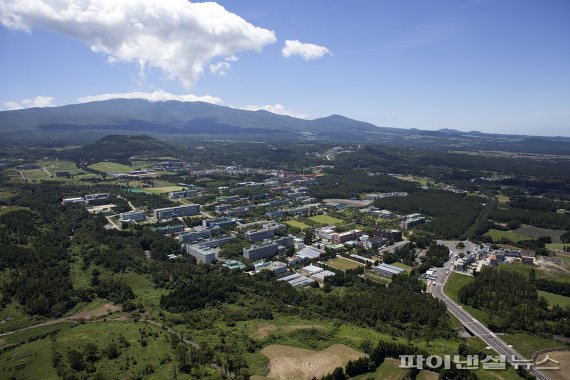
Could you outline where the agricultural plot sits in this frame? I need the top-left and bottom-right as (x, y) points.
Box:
(484, 229), (532, 242)
(516, 225), (565, 243)
(326, 256), (364, 271)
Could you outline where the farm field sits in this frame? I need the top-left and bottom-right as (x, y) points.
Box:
(326, 256), (364, 271)
(538, 290), (570, 308)
(284, 220), (310, 230)
(516, 225), (565, 243)
(88, 162), (132, 173)
(484, 229), (532, 242)
(546, 243), (568, 251)
(308, 214), (344, 225)
(534, 351), (570, 380)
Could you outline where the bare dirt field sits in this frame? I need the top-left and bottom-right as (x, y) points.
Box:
(67, 303), (120, 321)
(535, 351), (570, 380)
(256, 343), (365, 380)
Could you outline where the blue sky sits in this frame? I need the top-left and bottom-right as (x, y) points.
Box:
(1, 0), (569, 136)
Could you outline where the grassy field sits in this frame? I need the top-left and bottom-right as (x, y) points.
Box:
(443, 272), (490, 323)
(395, 175), (430, 186)
(501, 333), (563, 358)
(144, 186), (184, 194)
(484, 229), (532, 242)
(444, 272), (474, 304)
(496, 194), (510, 204)
(308, 214), (344, 225)
(392, 262), (413, 272)
(499, 262), (570, 283)
(284, 220), (310, 230)
(22, 168), (51, 182)
(0, 205), (30, 215)
(352, 358), (406, 380)
(326, 257), (365, 271)
(546, 243), (568, 251)
(88, 162), (132, 174)
(538, 290), (570, 308)
(516, 225), (565, 243)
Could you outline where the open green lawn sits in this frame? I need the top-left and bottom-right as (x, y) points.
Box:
(516, 225), (565, 243)
(144, 186), (184, 194)
(308, 214), (344, 225)
(538, 290), (570, 308)
(484, 229), (532, 242)
(444, 272), (474, 304)
(326, 257), (364, 271)
(88, 162), (132, 174)
(284, 219), (310, 230)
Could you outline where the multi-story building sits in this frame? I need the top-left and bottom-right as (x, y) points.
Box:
(216, 195), (240, 203)
(373, 263), (405, 277)
(198, 236), (236, 249)
(84, 193), (110, 202)
(179, 227), (221, 243)
(168, 189), (198, 199)
(374, 229), (403, 242)
(120, 210), (146, 222)
(203, 217), (237, 228)
(245, 228), (275, 243)
(215, 204), (232, 213)
(151, 224), (185, 234)
(400, 217), (426, 230)
(153, 204), (200, 219)
(245, 223), (287, 243)
(183, 244), (217, 264)
(332, 229), (363, 244)
(243, 243), (280, 260)
(225, 206), (251, 217)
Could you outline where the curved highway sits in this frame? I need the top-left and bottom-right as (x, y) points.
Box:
(431, 261), (550, 380)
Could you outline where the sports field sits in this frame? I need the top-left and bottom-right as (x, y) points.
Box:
(144, 186), (184, 194)
(309, 214), (344, 225)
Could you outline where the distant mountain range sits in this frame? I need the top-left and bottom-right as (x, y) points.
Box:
(1, 99), (569, 153)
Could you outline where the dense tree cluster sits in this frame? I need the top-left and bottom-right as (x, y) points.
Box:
(458, 267), (570, 335)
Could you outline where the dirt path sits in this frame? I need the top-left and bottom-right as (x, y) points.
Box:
(0, 303), (120, 337)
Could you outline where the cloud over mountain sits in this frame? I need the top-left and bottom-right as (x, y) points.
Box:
(0, 0), (277, 87)
(5, 96), (55, 110)
(78, 90), (222, 104)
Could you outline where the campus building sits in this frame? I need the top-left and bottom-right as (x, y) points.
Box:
(168, 189), (198, 199)
(119, 210), (146, 222)
(183, 244), (217, 264)
(151, 224), (185, 234)
(153, 204), (200, 219)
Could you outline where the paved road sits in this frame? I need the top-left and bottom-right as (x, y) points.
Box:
(431, 260), (550, 380)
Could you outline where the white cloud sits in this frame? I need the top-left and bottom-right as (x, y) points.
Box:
(0, 0), (276, 88)
(78, 90), (222, 104)
(209, 61), (231, 76)
(282, 40), (330, 60)
(5, 96), (55, 110)
(241, 104), (307, 119)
